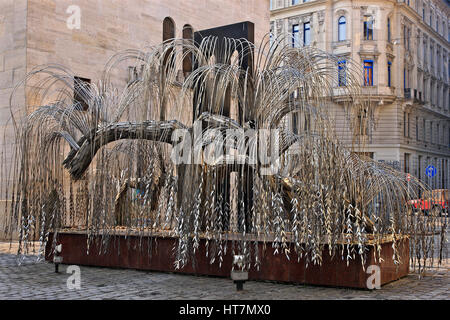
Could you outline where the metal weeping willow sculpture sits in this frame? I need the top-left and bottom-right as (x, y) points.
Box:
(1, 32), (447, 277)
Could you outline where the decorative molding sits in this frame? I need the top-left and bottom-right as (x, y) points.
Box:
(386, 52), (396, 60)
(317, 10), (325, 25)
(332, 40), (352, 50)
(276, 19), (283, 34)
(335, 9), (346, 17)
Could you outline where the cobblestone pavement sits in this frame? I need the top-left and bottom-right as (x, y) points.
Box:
(0, 242), (448, 300)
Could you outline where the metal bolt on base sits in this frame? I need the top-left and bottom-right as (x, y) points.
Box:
(234, 280), (245, 291)
(231, 255), (248, 292)
(231, 270), (248, 292)
(53, 244), (63, 274)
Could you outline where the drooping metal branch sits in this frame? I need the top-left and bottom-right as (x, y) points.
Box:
(63, 120), (187, 179)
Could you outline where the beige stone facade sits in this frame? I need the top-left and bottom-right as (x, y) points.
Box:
(271, 0), (450, 189)
(1, 0), (270, 120)
(0, 0), (270, 238)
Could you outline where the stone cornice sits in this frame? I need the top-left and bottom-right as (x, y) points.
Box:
(270, 0), (327, 17)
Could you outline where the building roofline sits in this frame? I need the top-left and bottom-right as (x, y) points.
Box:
(270, 0), (327, 16)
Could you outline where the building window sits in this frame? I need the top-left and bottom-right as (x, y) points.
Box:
(430, 121), (433, 143)
(416, 116), (419, 141)
(430, 80), (434, 104)
(404, 68), (407, 89)
(446, 88), (449, 111)
(74, 76), (91, 111)
(437, 123), (440, 144)
(163, 17), (175, 41)
(418, 34), (422, 60)
(423, 78), (427, 101)
(404, 26), (410, 51)
(303, 22), (311, 46)
(338, 16), (346, 41)
(292, 0), (299, 5)
(387, 17), (391, 42)
(423, 41), (427, 64)
(163, 17), (175, 66)
(387, 61), (392, 87)
(363, 16), (373, 40)
(364, 60), (373, 86)
(182, 25), (194, 77)
(338, 60), (346, 86)
(407, 113), (410, 137)
(403, 68), (410, 90)
(404, 112), (410, 137)
(437, 84), (440, 107)
(418, 155), (423, 182)
(430, 45), (434, 68)
(404, 153), (410, 174)
(423, 119), (426, 141)
(292, 24), (300, 47)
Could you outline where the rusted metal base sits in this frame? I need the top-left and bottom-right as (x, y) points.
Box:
(45, 232), (409, 289)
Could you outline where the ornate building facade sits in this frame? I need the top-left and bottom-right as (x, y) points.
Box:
(271, 0), (450, 189)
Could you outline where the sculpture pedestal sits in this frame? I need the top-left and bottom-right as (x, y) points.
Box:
(45, 231), (409, 289)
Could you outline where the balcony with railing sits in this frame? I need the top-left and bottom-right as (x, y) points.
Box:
(332, 85), (396, 104)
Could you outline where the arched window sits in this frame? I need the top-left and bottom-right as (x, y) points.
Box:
(163, 17), (175, 41)
(338, 16), (346, 41)
(162, 17), (175, 67)
(182, 24), (194, 76)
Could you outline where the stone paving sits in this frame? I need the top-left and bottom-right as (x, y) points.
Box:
(0, 241), (448, 300)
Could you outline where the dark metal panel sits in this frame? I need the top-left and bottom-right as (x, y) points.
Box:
(46, 232), (409, 289)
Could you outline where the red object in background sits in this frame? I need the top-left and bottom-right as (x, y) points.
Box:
(408, 189), (449, 212)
